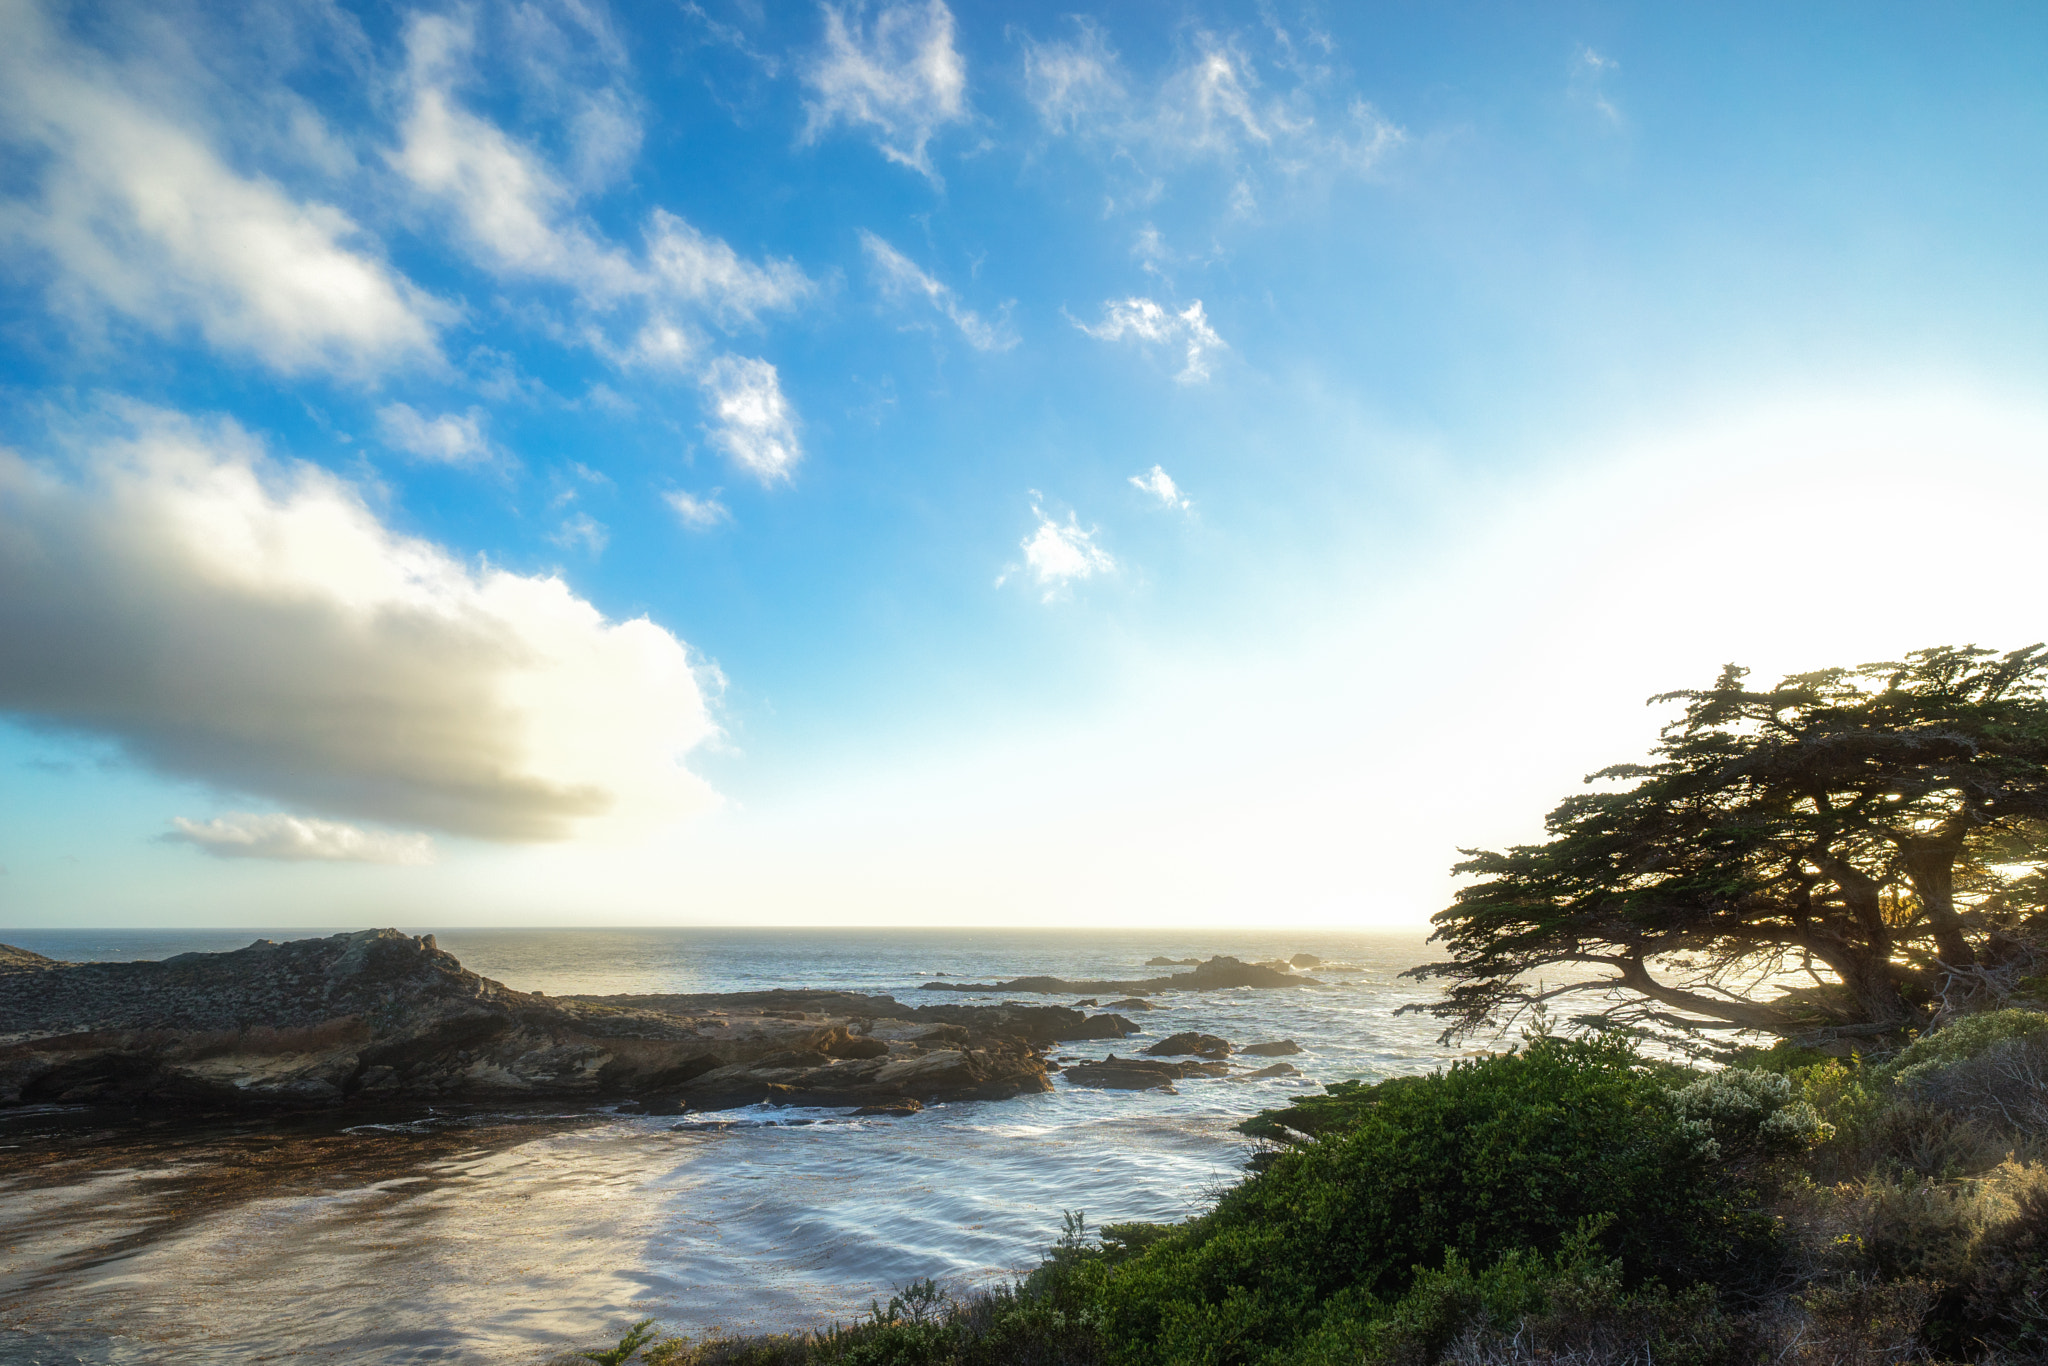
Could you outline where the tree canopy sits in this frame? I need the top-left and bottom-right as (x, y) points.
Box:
(1408, 645), (2048, 1050)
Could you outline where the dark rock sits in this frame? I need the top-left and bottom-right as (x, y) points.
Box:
(1072, 999), (1098, 1008)
(1145, 956), (1200, 967)
(921, 955), (1318, 997)
(1144, 1032), (1232, 1059)
(1240, 1040), (1303, 1056)
(1064, 1053), (1225, 1091)
(852, 1099), (924, 1117)
(0, 932), (1054, 1114)
(1235, 1063), (1301, 1079)
(1103, 997), (1156, 1010)
(1289, 954), (1322, 968)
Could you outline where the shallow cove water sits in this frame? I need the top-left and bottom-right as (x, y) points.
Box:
(0, 929), (1449, 1364)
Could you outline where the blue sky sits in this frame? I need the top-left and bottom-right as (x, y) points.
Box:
(4, 0), (2048, 929)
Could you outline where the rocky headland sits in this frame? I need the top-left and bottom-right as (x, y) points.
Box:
(0, 931), (1145, 1114)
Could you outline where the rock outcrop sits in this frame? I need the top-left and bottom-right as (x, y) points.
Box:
(921, 955), (1318, 996)
(0, 932), (1072, 1114)
(1240, 1040), (1303, 1056)
(1063, 1054), (1230, 1093)
(1143, 1031), (1233, 1059)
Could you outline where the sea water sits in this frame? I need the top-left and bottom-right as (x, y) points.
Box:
(0, 928), (1454, 1364)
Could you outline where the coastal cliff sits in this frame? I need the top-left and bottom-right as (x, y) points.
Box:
(0, 930), (1139, 1113)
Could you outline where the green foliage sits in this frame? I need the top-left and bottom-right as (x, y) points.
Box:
(581, 1319), (660, 1365)
(1092, 1035), (1759, 1366)
(1887, 1008), (2048, 1088)
(1234, 1076), (1405, 1145)
(1714, 1039), (1834, 1074)
(1666, 1066), (1834, 1163)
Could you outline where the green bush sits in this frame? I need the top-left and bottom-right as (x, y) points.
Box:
(1092, 1036), (1761, 1366)
(1888, 1009), (2048, 1089)
(1667, 1066), (1833, 1164)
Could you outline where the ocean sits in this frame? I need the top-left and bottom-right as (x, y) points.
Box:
(0, 928), (1453, 1364)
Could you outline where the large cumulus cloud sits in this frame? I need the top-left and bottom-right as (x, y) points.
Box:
(0, 409), (719, 841)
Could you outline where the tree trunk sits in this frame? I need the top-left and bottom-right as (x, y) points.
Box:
(1898, 838), (1980, 968)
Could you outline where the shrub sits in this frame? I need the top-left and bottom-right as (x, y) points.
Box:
(1887, 1010), (2048, 1089)
(1277, 1225), (1745, 1366)
(1667, 1067), (1833, 1165)
(1907, 1031), (2048, 1137)
(1093, 1036), (1760, 1366)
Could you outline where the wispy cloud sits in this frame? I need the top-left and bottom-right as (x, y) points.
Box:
(860, 230), (1017, 351)
(1077, 297), (1225, 382)
(0, 406), (719, 841)
(168, 812), (434, 865)
(376, 403), (493, 464)
(549, 511), (608, 556)
(1130, 465), (1191, 510)
(1000, 496), (1116, 601)
(0, 0), (444, 379)
(1017, 18), (1405, 209)
(393, 13), (640, 297)
(1571, 46), (1622, 125)
(803, 0), (969, 180)
(1020, 16), (1124, 134)
(699, 355), (801, 481)
(646, 211), (813, 323)
(666, 489), (731, 530)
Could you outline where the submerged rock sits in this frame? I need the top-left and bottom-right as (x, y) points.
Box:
(1235, 1062), (1301, 1079)
(0, 932), (1055, 1114)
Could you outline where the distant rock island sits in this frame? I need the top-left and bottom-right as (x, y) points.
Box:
(0, 930), (1150, 1115)
(921, 954), (1320, 996)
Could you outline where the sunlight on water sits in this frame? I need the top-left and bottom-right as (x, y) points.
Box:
(0, 929), (1451, 1364)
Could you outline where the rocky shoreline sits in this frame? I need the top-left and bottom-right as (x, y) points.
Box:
(0, 931), (1304, 1115)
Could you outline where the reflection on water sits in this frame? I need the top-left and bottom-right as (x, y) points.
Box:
(0, 930), (1447, 1364)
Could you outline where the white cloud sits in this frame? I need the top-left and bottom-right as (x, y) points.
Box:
(1572, 46), (1622, 125)
(1004, 497), (1115, 601)
(393, 12), (641, 299)
(699, 355), (801, 481)
(393, 18), (813, 320)
(1077, 297), (1225, 382)
(376, 403), (493, 464)
(646, 211), (813, 323)
(859, 230), (1016, 351)
(803, 0), (968, 179)
(0, 406), (719, 841)
(1017, 20), (1405, 203)
(666, 489), (731, 530)
(0, 0), (443, 379)
(392, 16), (815, 470)
(1129, 465), (1190, 510)
(168, 812), (434, 865)
(549, 512), (608, 556)
(1020, 17), (1124, 134)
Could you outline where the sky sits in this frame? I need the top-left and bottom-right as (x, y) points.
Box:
(3, 0), (2047, 931)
